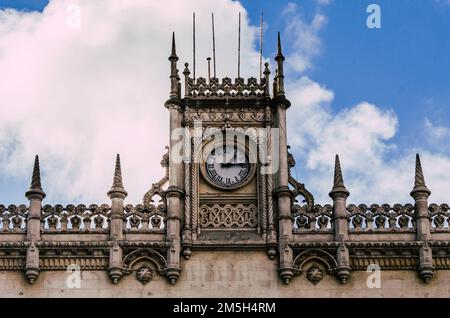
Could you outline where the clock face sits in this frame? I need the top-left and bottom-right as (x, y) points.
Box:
(204, 144), (250, 189)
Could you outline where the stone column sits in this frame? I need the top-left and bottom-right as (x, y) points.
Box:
(273, 33), (294, 284)
(181, 66), (193, 259)
(107, 154), (127, 283)
(165, 102), (183, 284)
(275, 104), (293, 284)
(164, 32), (183, 284)
(329, 155), (351, 283)
(410, 154), (433, 283)
(165, 186), (183, 284)
(24, 155), (45, 284)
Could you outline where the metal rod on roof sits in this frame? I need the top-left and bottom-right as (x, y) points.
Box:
(193, 12), (196, 80)
(238, 12), (241, 78)
(211, 13), (217, 78)
(259, 12), (263, 81)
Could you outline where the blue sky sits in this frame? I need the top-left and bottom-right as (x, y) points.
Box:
(244, 0), (450, 154)
(4, 1), (449, 139)
(0, 0), (449, 204)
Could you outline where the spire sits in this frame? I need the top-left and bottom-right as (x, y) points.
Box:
(108, 154), (128, 199)
(333, 154), (345, 188)
(276, 32), (284, 60)
(274, 32), (285, 96)
(329, 155), (349, 198)
(410, 154), (431, 197)
(415, 154), (426, 187)
(31, 155), (41, 189)
(170, 32), (177, 60)
(113, 154), (123, 188)
(167, 32), (180, 101)
(25, 155), (46, 200)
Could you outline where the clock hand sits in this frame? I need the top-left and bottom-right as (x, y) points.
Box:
(220, 162), (247, 167)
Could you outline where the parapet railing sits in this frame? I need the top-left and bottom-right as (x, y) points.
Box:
(291, 203), (450, 234)
(429, 203), (450, 231)
(292, 204), (333, 232)
(185, 77), (268, 98)
(347, 203), (416, 232)
(0, 204), (28, 232)
(42, 204), (110, 232)
(123, 204), (166, 233)
(0, 203), (167, 235)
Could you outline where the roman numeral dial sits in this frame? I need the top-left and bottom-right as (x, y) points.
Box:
(205, 144), (250, 189)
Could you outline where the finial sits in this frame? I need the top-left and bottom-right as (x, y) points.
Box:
(263, 62), (270, 75)
(25, 155), (46, 200)
(113, 154), (123, 188)
(333, 155), (345, 188)
(167, 32), (180, 101)
(329, 154), (349, 199)
(274, 32), (285, 96)
(183, 62), (190, 75)
(410, 153), (431, 197)
(170, 32), (177, 60)
(108, 154), (128, 199)
(276, 32), (284, 60)
(415, 154), (425, 187)
(263, 62), (270, 96)
(31, 155), (41, 189)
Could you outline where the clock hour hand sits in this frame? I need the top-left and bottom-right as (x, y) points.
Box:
(220, 162), (247, 167)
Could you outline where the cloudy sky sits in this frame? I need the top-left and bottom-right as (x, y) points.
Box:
(0, 0), (449, 206)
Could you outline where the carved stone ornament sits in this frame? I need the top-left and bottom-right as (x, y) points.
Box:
(306, 263), (324, 285)
(136, 264), (155, 285)
(199, 204), (257, 229)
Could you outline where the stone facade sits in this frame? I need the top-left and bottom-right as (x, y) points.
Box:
(0, 32), (449, 298)
(1, 251), (450, 298)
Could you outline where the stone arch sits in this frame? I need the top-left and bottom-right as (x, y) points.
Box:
(293, 248), (337, 273)
(122, 248), (167, 275)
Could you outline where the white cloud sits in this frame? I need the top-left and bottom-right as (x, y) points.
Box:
(425, 118), (450, 148)
(282, 2), (328, 73)
(286, 80), (450, 205)
(287, 80), (450, 204)
(0, 0), (260, 203)
(0, 0), (449, 208)
(315, 0), (333, 5)
(282, 1), (450, 205)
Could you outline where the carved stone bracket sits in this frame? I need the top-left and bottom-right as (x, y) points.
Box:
(121, 248), (169, 284)
(293, 248), (337, 285)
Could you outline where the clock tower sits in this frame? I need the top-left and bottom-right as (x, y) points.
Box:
(164, 32), (311, 283)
